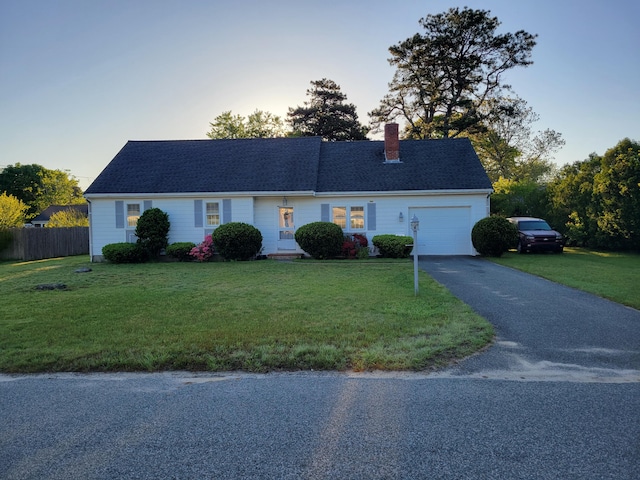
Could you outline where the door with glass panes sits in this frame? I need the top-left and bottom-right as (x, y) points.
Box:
(278, 206), (296, 250)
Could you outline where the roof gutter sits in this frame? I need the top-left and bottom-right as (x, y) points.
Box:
(83, 191), (317, 200)
(313, 189), (494, 197)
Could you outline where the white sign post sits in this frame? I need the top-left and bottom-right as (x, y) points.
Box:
(410, 214), (420, 296)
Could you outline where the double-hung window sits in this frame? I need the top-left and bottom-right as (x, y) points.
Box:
(332, 206), (347, 229)
(206, 202), (220, 227)
(332, 205), (365, 230)
(127, 203), (140, 227)
(350, 206), (364, 229)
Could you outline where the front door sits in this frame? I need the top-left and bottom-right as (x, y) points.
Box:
(277, 206), (296, 250)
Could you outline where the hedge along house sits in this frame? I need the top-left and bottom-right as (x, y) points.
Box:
(84, 124), (492, 261)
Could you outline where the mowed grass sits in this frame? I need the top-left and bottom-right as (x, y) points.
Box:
(0, 256), (493, 373)
(490, 248), (640, 309)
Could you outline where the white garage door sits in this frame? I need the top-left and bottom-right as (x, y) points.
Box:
(408, 207), (473, 255)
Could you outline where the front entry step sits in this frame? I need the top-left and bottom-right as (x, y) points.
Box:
(268, 253), (304, 261)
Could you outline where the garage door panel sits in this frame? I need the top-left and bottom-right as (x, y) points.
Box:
(409, 207), (472, 255)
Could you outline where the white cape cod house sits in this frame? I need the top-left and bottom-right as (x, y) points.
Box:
(84, 124), (492, 261)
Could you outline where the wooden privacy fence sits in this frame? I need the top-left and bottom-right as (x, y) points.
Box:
(0, 227), (89, 261)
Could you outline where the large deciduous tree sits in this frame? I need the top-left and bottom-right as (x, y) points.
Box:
(0, 163), (84, 218)
(490, 177), (550, 219)
(472, 97), (564, 183)
(288, 78), (369, 141)
(548, 154), (603, 247)
(593, 138), (640, 249)
(548, 139), (640, 250)
(206, 109), (286, 139)
(370, 7), (537, 139)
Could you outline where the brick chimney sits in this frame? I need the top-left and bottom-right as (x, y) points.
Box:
(384, 123), (400, 162)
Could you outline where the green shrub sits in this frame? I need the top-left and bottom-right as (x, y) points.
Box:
(135, 208), (170, 258)
(294, 222), (344, 259)
(471, 216), (518, 257)
(166, 242), (196, 261)
(212, 222), (262, 261)
(372, 234), (414, 258)
(102, 243), (149, 263)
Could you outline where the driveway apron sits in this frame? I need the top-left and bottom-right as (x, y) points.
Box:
(420, 256), (640, 382)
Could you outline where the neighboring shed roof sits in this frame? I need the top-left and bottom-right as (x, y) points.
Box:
(31, 204), (89, 223)
(84, 137), (491, 195)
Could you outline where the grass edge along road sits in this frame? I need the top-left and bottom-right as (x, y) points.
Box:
(489, 247), (640, 310)
(0, 256), (493, 374)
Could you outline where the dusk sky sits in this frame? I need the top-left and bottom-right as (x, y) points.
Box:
(1, 0), (638, 190)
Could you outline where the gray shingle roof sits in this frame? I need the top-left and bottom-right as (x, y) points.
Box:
(317, 138), (491, 192)
(84, 137), (491, 195)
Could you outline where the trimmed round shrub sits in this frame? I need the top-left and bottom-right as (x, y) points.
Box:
(102, 242), (149, 263)
(372, 234), (414, 258)
(166, 242), (196, 261)
(211, 222), (262, 261)
(294, 222), (344, 259)
(471, 216), (518, 257)
(135, 208), (170, 258)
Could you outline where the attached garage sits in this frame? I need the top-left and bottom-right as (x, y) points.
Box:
(409, 206), (474, 255)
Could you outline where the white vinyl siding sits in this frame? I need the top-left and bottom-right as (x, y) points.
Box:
(87, 193), (489, 261)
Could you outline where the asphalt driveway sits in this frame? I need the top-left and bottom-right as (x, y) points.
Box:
(1, 256), (639, 479)
(420, 256), (640, 382)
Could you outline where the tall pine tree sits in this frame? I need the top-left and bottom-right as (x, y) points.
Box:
(288, 79), (369, 141)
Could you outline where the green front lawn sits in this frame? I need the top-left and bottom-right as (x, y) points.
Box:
(490, 248), (640, 309)
(0, 256), (493, 373)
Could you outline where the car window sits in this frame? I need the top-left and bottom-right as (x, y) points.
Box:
(519, 220), (551, 230)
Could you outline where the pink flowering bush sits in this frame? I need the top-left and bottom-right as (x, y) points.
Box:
(190, 235), (215, 262)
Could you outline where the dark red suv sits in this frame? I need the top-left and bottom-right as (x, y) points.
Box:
(507, 217), (564, 253)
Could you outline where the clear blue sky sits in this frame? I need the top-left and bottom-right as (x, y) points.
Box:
(1, 0), (638, 190)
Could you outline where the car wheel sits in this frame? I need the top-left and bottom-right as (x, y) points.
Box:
(517, 241), (526, 254)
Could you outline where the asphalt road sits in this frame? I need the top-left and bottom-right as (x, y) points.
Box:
(1, 257), (639, 479)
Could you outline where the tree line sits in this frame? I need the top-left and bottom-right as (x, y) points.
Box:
(0, 164), (85, 228)
(206, 7), (637, 252)
(492, 138), (639, 251)
(2, 7), (637, 249)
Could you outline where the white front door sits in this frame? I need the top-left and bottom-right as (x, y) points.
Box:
(277, 206), (296, 250)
